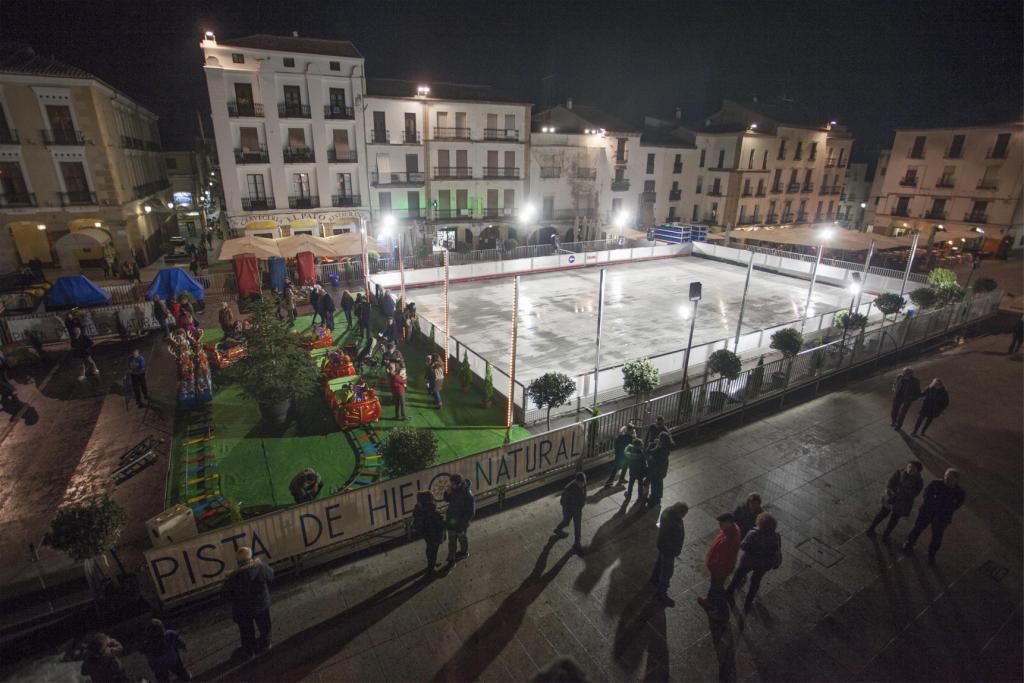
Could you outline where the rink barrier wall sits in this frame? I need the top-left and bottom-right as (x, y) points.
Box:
(0, 301), (158, 345)
(142, 289), (1001, 610)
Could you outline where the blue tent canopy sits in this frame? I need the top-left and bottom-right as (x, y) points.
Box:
(147, 268), (205, 302)
(268, 257), (286, 292)
(45, 275), (112, 308)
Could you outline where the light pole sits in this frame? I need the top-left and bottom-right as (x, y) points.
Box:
(924, 224), (946, 272)
(505, 274), (520, 436)
(592, 268), (606, 412)
(898, 232), (920, 298)
(838, 274), (862, 363)
(799, 227), (834, 333)
(519, 202), (535, 250)
(854, 239), (875, 313)
(614, 210), (630, 243)
(733, 250), (755, 351)
(964, 227), (985, 289)
(359, 215), (371, 300)
(380, 214), (405, 304)
(680, 281), (702, 390)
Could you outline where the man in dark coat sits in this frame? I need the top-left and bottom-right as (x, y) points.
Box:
(318, 290), (336, 332)
(355, 294), (371, 340)
(867, 461), (924, 539)
(651, 502), (688, 606)
(732, 493), (763, 538)
(443, 474), (475, 569)
(901, 468), (965, 564)
(553, 472), (587, 551)
(646, 432), (672, 508)
(413, 491), (446, 577)
(309, 286), (322, 327)
(70, 326), (100, 381)
(912, 379), (949, 437)
(644, 416), (668, 449)
(222, 547), (274, 657)
(340, 290), (355, 328)
(890, 367), (922, 430)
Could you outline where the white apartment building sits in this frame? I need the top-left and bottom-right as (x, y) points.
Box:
(200, 33), (369, 235)
(837, 162), (872, 230)
(866, 122), (1023, 253)
(363, 79), (531, 250)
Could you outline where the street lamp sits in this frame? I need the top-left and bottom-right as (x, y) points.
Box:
(924, 224), (946, 271)
(613, 210), (631, 245)
(380, 214), (404, 304)
(680, 281), (702, 390)
(143, 205), (152, 214)
(965, 227), (986, 288)
(799, 227), (833, 332)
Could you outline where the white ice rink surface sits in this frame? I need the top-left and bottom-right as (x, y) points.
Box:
(410, 257), (873, 382)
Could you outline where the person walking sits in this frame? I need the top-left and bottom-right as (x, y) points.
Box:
(142, 619), (191, 682)
(127, 348), (149, 408)
(912, 379), (949, 437)
(412, 491), (446, 577)
(319, 289), (336, 333)
(553, 472), (587, 552)
(644, 416), (668, 449)
(890, 367), (921, 430)
(355, 293), (371, 339)
(340, 290), (355, 328)
(309, 286), (322, 327)
(443, 474), (475, 569)
(725, 512), (781, 614)
(868, 461), (924, 539)
(650, 502), (688, 606)
(623, 438), (649, 504)
(732, 493), (763, 538)
(80, 633), (127, 682)
(283, 283), (297, 327)
(205, 231), (213, 249)
(605, 423), (635, 487)
(429, 355), (445, 409)
(901, 468), (966, 564)
(152, 295), (172, 337)
(698, 512), (742, 617)
(646, 431), (672, 508)
(222, 546), (274, 657)
(189, 258), (199, 277)
(70, 326), (100, 381)
(1009, 315), (1024, 354)
(388, 363), (409, 420)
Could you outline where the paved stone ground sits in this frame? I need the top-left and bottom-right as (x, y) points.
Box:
(5, 328), (1022, 682)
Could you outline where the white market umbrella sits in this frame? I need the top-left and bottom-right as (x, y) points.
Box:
(217, 236), (282, 260)
(277, 235), (337, 258)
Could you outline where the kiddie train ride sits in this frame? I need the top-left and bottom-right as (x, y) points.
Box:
(308, 338), (381, 430)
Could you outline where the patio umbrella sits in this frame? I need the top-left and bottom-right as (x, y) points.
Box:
(323, 232), (364, 258)
(217, 236), (282, 260)
(277, 234), (336, 258)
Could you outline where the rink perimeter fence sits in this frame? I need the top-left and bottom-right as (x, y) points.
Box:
(141, 287), (1001, 608)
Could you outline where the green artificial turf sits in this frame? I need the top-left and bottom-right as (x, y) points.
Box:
(169, 302), (530, 525)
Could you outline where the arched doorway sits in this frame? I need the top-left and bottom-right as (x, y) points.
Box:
(54, 227), (113, 274)
(478, 225), (501, 250)
(530, 226), (558, 245)
(7, 221), (54, 266)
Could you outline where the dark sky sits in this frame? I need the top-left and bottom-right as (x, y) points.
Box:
(3, 0), (1021, 160)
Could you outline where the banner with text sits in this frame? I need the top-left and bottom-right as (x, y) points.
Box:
(144, 424), (586, 601)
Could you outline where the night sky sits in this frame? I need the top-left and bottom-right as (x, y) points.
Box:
(2, 0), (1021, 159)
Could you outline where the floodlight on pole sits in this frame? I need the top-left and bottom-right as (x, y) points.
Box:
(443, 247), (450, 375)
(143, 205), (152, 214)
(924, 224), (946, 271)
(680, 281), (702, 391)
(520, 203), (535, 225)
(799, 228), (833, 332)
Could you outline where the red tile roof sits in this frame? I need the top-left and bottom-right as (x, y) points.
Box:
(218, 34), (362, 59)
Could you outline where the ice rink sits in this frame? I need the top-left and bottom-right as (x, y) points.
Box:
(409, 257), (874, 383)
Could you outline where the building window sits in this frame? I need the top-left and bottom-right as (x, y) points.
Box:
(808, 142), (817, 161)
(777, 139), (787, 160)
(695, 176), (703, 194)
(283, 57), (295, 67)
(165, 158), (178, 170)
(748, 149), (755, 169)
(644, 180), (655, 193)
(762, 150), (768, 170)
(699, 149), (706, 167)
(668, 206), (677, 219)
(612, 198), (623, 214)
(246, 174), (266, 199)
(991, 133), (1011, 158)
(794, 141), (803, 160)
(717, 149), (725, 168)
(231, 53), (245, 64)
(673, 154), (682, 173)
(646, 153), (655, 174)
(293, 173), (311, 197)
(329, 61), (340, 71)
(909, 136), (926, 159)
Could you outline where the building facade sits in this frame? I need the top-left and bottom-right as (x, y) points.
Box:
(0, 44), (170, 273)
(838, 162), (872, 230)
(865, 123), (1023, 253)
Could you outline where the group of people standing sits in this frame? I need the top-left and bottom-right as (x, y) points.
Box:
(890, 367), (950, 436)
(605, 416), (673, 508)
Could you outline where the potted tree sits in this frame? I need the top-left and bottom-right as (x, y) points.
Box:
(526, 372), (576, 431)
(226, 297), (320, 425)
(972, 277), (997, 295)
(44, 497), (127, 563)
(909, 287), (938, 312)
(622, 358), (659, 421)
(769, 327), (803, 390)
(482, 361), (495, 408)
(458, 350), (472, 392)
(873, 293), (906, 324)
(706, 349), (742, 410)
(381, 427), (439, 478)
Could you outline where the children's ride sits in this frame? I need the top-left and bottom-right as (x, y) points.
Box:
(325, 375), (381, 430)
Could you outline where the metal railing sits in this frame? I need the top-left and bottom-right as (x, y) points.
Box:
(482, 166), (520, 179)
(323, 105), (354, 119)
(41, 128), (85, 145)
(58, 190), (97, 206)
(327, 149), (358, 163)
(331, 194), (361, 207)
(575, 168), (597, 180)
(371, 171), (425, 186)
(0, 192), (36, 208)
(241, 197), (275, 211)
(483, 128), (519, 141)
(611, 179), (630, 191)
(288, 195), (319, 209)
(433, 167), (473, 179)
(234, 146), (269, 164)
(540, 167), (561, 178)
(482, 207), (516, 218)
(669, 189), (682, 200)
(283, 147), (315, 163)
(278, 103), (311, 118)
(369, 129), (390, 144)
(402, 130), (422, 144)
(434, 127), (470, 140)
(227, 102), (263, 117)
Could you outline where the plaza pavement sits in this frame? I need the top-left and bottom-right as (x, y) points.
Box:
(8, 326), (1020, 682)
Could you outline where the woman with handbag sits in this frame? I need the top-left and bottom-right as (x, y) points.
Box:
(725, 512), (781, 614)
(867, 461), (924, 539)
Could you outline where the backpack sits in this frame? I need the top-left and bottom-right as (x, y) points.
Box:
(770, 533), (783, 570)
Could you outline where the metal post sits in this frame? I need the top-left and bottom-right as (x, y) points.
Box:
(592, 268), (606, 412)
(899, 232), (920, 297)
(854, 240), (875, 312)
(733, 251), (755, 351)
(359, 218), (371, 300)
(443, 248), (450, 375)
(398, 233), (406, 304)
(799, 243), (825, 333)
(681, 299), (698, 388)
(505, 275), (520, 433)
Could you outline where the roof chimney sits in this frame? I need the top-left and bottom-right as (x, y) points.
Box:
(566, 97), (573, 110)
(674, 106), (682, 121)
(292, 31), (299, 37)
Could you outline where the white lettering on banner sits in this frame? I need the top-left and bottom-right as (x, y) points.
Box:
(227, 209), (370, 230)
(144, 424), (585, 601)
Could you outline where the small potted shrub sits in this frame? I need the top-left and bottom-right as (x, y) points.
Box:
(526, 372), (576, 431)
(381, 427), (439, 478)
(44, 497), (126, 562)
(458, 350), (472, 391)
(482, 361), (495, 408)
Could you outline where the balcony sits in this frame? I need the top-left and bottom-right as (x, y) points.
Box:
(434, 208), (475, 221)
(228, 101), (263, 117)
(433, 167), (473, 180)
(614, 151), (629, 164)
(42, 128), (85, 146)
(0, 192), (36, 208)
(611, 178), (630, 191)
(964, 211), (988, 223)
(830, 186), (843, 195)
(890, 207), (910, 217)
(837, 160), (847, 167)
(641, 191), (656, 202)
(575, 168), (597, 180)
(818, 184), (830, 195)
(369, 129), (390, 144)
(780, 212), (794, 223)
(801, 183), (814, 193)
(824, 158), (836, 168)
(925, 209), (947, 220)
(796, 212), (809, 222)
(737, 216), (759, 225)
(0, 128), (19, 145)
(283, 147), (315, 163)
(323, 104), (354, 120)
(741, 189), (753, 197)
(433, 127), (470, 140)
(58, 190), (97, 206)
(289, 195), (320, 209)
(669, 189), (682, 201)
(765, 213), (778, 223)
(755, 188), (766, 197)
(121, 135), (144, 149)
(371, 171), (425, 186)
(402, 130), (421, 144)
(540, 167), (561, 178)
(234, 146), (269, 164)
(331, 194), (361, 207)
(278, 103), (311, 118)
(242, 197), (275, 211)
(987, 147), (1009, 159)
(786, 182), (800, 193)
(702, 214), (719, 225)
(482, 207), (517, 219)
(770, 184), (783, 194)
(327, 148), (358, 163)
(977, 179), (999, 190)
(707, 188), (722, 197)
(672, 162), (683, 174)
(484, 128), (519, 142)
(482, 166), (520, 179)
(935, 179), (956, 188)
(899, 176), (918, 187)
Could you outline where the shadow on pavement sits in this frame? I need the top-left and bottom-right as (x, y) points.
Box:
(431, 537), (572, 682)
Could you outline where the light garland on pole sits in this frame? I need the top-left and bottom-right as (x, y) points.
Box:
(443, 247), (450, 375)
(506, 274), (520, 430)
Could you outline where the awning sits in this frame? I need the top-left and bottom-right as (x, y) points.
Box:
(324, 232), (363, 258)
(277, 235), (335, 258)
(218, 236), (282, 260)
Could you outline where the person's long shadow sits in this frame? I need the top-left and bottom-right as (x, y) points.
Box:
(573, 503), (641, 596)
(431, 537), (572, 682)
(211, 571), (426, 683)
(613, 594), (670, 681)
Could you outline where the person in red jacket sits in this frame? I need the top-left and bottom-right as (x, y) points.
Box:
(388, 363), (409, 420)
(697, 512), (742, 616)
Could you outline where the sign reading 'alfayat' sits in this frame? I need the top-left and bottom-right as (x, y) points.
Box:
(227, 208), (369, 230)
(145, 424), (585, 600)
